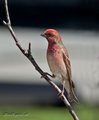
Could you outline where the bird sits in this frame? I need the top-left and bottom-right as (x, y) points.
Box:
(41, 29), (78, 103)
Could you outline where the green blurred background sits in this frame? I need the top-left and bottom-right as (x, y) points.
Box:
(0, 0), (99, 120)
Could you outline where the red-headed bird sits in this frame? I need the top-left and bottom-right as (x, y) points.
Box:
(41, 29), (78, 103)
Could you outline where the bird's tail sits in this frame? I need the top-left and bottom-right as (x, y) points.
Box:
(67, 89), (79, 104)
(63, 79), (79, 103)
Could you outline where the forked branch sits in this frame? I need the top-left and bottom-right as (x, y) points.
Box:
(3, 0), (79, 120)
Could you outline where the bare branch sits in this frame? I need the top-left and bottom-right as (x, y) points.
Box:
(3, 0), (79, 120)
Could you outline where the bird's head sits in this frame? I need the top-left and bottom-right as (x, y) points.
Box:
(41, 29), (62, 45)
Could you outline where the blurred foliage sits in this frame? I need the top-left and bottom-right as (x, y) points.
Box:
(0, 105), (99, 120)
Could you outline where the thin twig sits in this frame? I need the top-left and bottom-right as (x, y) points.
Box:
(27, 42), (31, 56)
(4, 0), (10, 25)
(3, 0), (79, 120)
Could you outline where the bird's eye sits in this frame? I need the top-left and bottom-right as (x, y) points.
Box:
(47, 33), (51, 36)
(47, 33), (53, 37)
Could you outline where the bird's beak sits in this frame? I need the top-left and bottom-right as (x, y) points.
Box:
(41, 33), (46, 37)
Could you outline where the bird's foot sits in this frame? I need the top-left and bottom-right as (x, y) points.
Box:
(57, 90), (64, 98)
(41, 72), (55, 78)
(57, 85), (64, 97)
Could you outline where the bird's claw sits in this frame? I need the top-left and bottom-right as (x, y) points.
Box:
(40, 72), (48, 78)
(57, 91), (64, 98)
(41, 74), (44, 79)
(57, 84), (65, 97)
(40, 72), (55, 78)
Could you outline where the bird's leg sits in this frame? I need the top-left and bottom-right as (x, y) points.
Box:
(62, 84), (65, 94)
(58, 81), (65, 97)
(41, 72), (55, 78)
(45, 73), (56, 78)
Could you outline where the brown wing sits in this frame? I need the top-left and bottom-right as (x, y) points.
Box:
(62, 47), (79, 103)
(63, 48), (79, 103)
(62, 47), (74, 88)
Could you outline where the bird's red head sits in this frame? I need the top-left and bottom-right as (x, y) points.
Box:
(41, 29), (62, 44)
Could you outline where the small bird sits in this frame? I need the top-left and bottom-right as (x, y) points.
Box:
(41, 29), (78, 103)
